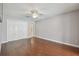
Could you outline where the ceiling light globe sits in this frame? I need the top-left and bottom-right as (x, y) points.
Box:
(32, 13), (38, 18)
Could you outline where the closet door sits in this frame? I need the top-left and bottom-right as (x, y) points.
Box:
(7, 20), (28, 42)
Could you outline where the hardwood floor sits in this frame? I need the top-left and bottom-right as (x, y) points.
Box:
(1, 37), (79, 56)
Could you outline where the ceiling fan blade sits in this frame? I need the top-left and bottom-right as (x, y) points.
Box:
(25, 13), (31, 17)
(26, 16), (31, 18)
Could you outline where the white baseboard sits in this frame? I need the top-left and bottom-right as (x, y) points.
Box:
(1, 36), (79, 48)
(1, 36), (32, 44)
(1, 41), (9, 44)
(36, 36), (79, 48)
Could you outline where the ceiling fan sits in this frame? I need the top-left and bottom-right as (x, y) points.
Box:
(25, 8), (44, 19)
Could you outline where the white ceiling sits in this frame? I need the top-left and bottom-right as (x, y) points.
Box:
(3, 3), (79, 21)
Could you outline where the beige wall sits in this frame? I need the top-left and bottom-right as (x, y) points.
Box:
(35, 10), (79, 47)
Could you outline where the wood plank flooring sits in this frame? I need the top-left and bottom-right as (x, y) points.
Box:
(1, 37), (79, 56)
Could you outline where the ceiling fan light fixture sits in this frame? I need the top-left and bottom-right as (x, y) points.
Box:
(31, 9), (39, 18)
(32, 12), (38, 18)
